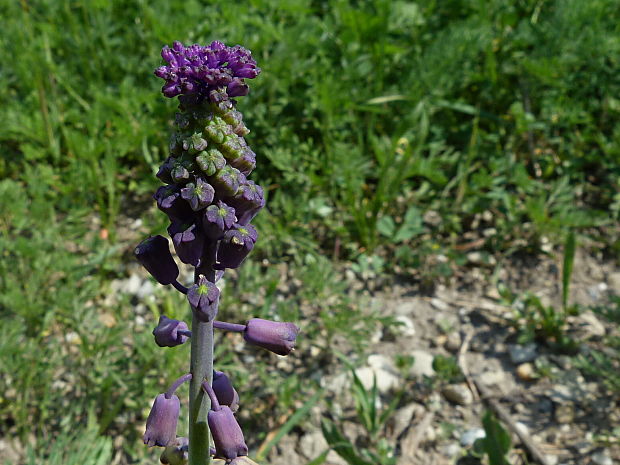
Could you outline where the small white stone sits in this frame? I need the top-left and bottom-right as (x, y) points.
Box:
(441, 443), (461, 457)
(431, 298), (450, 311)
(545, 454), (559, 465)
(514, 422), (529, 436)
(460, 428), (485, 446)
(591, 450), (613, 465)
(442, 384), (473, 405)
(410, 350), (435, 377)
(354, 366), (400, 393)
(394, 315), (416, 336)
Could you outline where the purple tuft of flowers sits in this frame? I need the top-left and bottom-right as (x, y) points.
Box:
(155, 41), (261, 99)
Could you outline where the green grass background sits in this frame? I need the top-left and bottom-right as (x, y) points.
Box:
(0, 0), (619, 463)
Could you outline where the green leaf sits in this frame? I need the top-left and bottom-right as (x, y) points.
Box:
(480, 410), (511, 465)
(393, 207), (423, 242)
(256, 389), (324, 462)
(321, 418), (374, 465)
(376, 215), (396, 238)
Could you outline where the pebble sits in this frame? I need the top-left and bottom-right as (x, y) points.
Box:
(460, 428), (485, 447)
(554, 403), (575, 424)
(431, 298), (450, 311)
(394, 315), (416, 336)
(354, 365), (400, 393)
(466, 251), (496, 266)
(545, 455), (559, 465)
(442, 384), (473, 406)
(391, 403), (419, 438)
(410, 350), (435, 377)
(479, 370), (506, 387)
(508, 343), (538, 364)
(575, 311), (606, 338)
(514, 422), (529, 436)
(440, 443), (461, 458)
(98, 312), (117, 328)
(445, 332), (461, 352)
(423, 210), (442, 226)
(548, 384), (574, 402)
(516, 362), (535, 381)
(591, 450), (613, 465)
(298, 430), (328, 459)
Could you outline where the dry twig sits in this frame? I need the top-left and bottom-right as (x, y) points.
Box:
(473, 378), (553, 465)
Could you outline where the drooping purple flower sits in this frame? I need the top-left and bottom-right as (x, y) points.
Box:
(213, 371), (240, 412)
(208, 406), (248, 460)
(215, 224), (257, 269)
(155, 41), (260, 99)
(153, 315), (189, 347)
(227, 180), (265, 225)
(180, 177), (215, 211)
(243, 318), (300, 356)
(135, 235), (179, 285)
(143, 394), (180, 447)
(154, 185), (193, 222)
(210, 165), (246, 197)
(156, 157), (175, 184)
(203, 201), (236, 239)
(187, 275), (220, 322)
(196, 148), (226, 177)
(167, 221), (205, 266)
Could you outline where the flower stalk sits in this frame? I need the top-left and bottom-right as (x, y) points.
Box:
(135, 40), (299, 465)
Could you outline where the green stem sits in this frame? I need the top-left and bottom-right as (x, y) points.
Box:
(188, 245), (217, 465)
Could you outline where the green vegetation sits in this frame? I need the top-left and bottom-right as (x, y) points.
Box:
(1, 0), (619, 463)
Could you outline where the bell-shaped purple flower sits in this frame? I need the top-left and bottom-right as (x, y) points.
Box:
(153, 315), (189, 347)
(227, 180), (265, 226)
(215, 224), (257, 269)
(135, 235), (179, 285)
(156, 157), (175, 184)
(243, 318), (300, 356)
(160, 437), (188, 465)
(203, 201), (236, 239)
(213, 371), (240, 412)
(154, 185), (193, 223)
(167, 221), (205, 266)
(208, 406), (248, 460)
(187, 275), (220, 322)
(210, 165), (246, 197)
(196, 148), (226, 177)
(180, 177), (215, 211)
(143, 393), (180, 447)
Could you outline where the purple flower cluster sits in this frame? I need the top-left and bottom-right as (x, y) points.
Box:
(136, 41), (298, 465)
(155, 41), (260, 99)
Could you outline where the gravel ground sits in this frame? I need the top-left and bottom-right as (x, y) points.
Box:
(265, 248), (619, 465)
